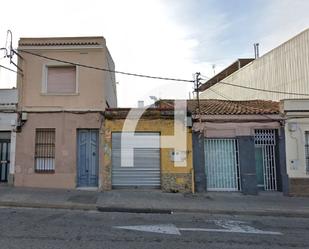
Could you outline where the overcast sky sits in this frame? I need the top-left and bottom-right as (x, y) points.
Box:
(1, 0), (309, 107)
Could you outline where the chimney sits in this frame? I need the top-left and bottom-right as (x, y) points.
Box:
(254, 43), (260, 59)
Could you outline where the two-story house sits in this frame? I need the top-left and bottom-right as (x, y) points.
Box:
(14, 37), (117, 189)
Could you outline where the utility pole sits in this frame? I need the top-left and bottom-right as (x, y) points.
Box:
(194, 72), (202, 127)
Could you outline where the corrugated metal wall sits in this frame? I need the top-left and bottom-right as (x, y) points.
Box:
(200, 29), (309, 101)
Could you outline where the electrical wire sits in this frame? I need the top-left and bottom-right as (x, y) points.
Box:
(207, 87), (283, 122)
(16, 49), (194, 83)
(217, 81), (309, 96)
(199, 76), (309, 96)
(0, 64), (22, 75)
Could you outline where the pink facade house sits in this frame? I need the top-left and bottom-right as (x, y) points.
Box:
(158, 99), (288, 195)
(14, 36), (117, 189)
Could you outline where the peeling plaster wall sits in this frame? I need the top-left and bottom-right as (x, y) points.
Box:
(104, 118), (193, 193)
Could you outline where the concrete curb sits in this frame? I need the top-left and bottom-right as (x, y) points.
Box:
(172, 208), (309, 218)
(1, 201), (309, 218)
(97, 205), (309, 218)
(0, 201), (96, 211)
(97, 206), (172, 214)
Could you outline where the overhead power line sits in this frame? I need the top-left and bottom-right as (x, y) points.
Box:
(199, 73), (309, 96)
(0, 64), (22, 75)
(16, 49), (194, 83)
(207, 87), (282, 122)
(207, 80), (309, 96)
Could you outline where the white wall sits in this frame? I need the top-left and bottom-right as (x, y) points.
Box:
(0, 113), (17, 130)
(200, 28), (309, 101)
(282, 99), (309, 178)
(285, 118), (309, 178)
(0, 88), (18, 106)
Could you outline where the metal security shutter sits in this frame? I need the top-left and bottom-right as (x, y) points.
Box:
(112, 132), (160, 188)
(254, 129), (278, 191)
(204, 139), (240, 191)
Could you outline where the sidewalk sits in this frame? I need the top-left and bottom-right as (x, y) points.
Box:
(0, 186), (309, 217)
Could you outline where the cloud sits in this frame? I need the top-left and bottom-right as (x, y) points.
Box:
(0, 0), (200, 106)
(1, 0), (309, 106)
(255, 0), (309, 54)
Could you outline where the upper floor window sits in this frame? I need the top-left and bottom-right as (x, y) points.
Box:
(44, 66), (77, 94)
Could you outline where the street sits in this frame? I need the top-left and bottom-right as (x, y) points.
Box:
(0, 207), (308, 249)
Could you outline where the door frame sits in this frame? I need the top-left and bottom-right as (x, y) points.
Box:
(204, 138), (241, 192)
(76, 129), (100, 188)
(254, 129), (279, 191)
(0, 139), (10, 183)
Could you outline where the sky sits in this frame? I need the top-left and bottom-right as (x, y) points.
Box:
(0, 0), (309, 107)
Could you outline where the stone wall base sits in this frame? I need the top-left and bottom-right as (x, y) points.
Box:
(161, 173), (192, 193)
(289, 178), (309, 196)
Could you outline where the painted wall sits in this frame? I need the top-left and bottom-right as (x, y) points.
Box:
(104, 118), (193, 193)
(0, 88), (18, 106)
(285, 118), (309, 178)
(105, 49), (117, 107)
(192, 119), (286, 194)
(0, 113), (17, 131)
(193, 121), (281, 137)
(14, 112), (103, 189)
(17, 37), (117, 111)
(200, 28), (309, 101)
(281, 99), (309, 195)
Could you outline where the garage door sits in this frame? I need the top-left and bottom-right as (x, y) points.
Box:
(112, 132), (160, 188)
(204, 139), (240, 191)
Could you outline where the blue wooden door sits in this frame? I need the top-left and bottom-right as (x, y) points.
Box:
(77, 130), (99, 187)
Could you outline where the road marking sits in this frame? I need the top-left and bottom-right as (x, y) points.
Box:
(114, 220), (282, 236)
(115, 224), (181, 235)
(179, 228), (282, 235)
(214, 220), (282, 235)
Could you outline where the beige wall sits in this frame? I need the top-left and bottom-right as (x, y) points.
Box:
(14, 113), (104, 189)
(105, 48), (117, 107)
(17, 37), (117, 111)
(200, 28), (309, 101)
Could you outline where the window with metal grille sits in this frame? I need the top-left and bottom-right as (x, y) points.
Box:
(35, 129), (55, 172)
(305, 132), (309, 174)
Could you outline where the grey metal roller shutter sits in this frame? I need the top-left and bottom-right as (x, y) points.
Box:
(112, 132), (160, 188)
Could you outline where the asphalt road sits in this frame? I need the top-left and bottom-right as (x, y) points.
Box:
(0, 207), (308, 249)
